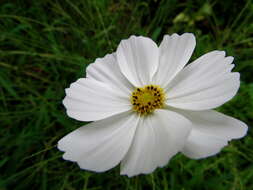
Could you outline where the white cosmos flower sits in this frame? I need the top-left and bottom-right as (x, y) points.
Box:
(58, 33), (248, 177)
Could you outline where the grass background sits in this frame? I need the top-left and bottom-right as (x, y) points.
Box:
(0, 0), (253, 189)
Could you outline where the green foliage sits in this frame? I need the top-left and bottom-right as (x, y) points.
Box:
(0, 0), (252, 189)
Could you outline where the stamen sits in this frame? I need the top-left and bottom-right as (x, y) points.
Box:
(130, 85), (165, 115)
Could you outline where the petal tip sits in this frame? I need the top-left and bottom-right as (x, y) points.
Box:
(226, 56), (234, 63)
(182, 32), (195, 38)
(233, 120), (248, 140)
(182, 33), (196, 42)
(57, 135), (69, 152)
(241, 124), (248, 138)
(220, 50), (226, 57)
(57, 142), (64, 152)
(62, 96), (68, 108)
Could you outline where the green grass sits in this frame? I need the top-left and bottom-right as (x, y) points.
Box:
(0, 0), (253, 189)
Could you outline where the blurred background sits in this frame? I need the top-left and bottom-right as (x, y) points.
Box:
(0, 0), (252, 189)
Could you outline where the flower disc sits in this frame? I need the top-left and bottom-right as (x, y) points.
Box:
(130, 85), (165, 115)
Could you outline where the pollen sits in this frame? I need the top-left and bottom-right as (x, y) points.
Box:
(130, 85), (166, 115)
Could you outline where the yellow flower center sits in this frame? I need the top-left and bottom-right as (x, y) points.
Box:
(130, 85), (165, 115)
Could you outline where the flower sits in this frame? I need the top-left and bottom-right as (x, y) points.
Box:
(58, 33), (248, 177)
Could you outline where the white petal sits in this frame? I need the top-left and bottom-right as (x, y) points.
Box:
(181, 129), (228, 159)
(58, 112), (140, 172)
(166, 51), (240, 110)
(177, 109), (248, 159)
(153, 33), (196, 87)
(120, 109), (192, 177)
(116, 36), (159, 87)
(86, 53), (134, 94)
(63, 78), (131, 121)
